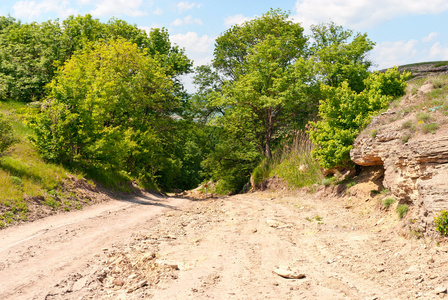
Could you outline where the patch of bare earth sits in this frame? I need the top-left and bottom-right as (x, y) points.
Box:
(12, 174), (445, 300)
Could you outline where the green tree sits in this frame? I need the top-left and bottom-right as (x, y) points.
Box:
(309, 67), (410, 169)
(210, 10), (312, 159)
(0, 15), (192, 103)
(310, 22), (375, 93)
(27, 39), (179, 186)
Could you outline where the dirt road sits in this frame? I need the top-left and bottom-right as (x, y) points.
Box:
(1, 188), (447, 299)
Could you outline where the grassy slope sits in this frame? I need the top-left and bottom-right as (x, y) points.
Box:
(0, 101), (83, 227)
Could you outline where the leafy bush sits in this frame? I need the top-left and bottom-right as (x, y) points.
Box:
(434, 210), (448, 236)
(26, 39), (180, 189)
(396, 204), (409, 219)
(309, 67), (410, 169)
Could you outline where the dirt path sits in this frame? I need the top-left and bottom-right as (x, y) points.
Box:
(1, 189), (448, 299)
(0, 192), (192, 300)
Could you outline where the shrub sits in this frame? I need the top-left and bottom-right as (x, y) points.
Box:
(434, 210), (448, 236)
(397, 204), (409, 219)
(309, 67), (410, 169)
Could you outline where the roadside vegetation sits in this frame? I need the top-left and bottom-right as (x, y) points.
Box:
(0, 9), (430, 227)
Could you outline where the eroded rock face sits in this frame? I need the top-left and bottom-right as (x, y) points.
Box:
(350, 82), (448, 232)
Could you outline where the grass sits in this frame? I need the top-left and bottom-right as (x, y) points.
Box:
(383, 198), (395, 208)
(266, 130), (324, 189)
(0, 101), (79, 227)
(422, 122), (439, 134)
(401, 133), (412, 144)
(397, 204), (409, 219)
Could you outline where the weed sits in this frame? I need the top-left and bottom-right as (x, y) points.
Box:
(383, 198), (395, 208)
(401, 133), (412, 144)
(409, 229), (424, 239)
(381, 189), (390, 195)
(401, 120), (413, 129)
(322, 176), (337, 186)
(370, 190), (380, 195)
(346, 181), (357, 189)
(422, 122), (439, 134)
(397, 204), (409, 219)
(417, 112), (431, 123)
(371, 129), (378, 138)
(271, 130), (324, 188)
(434, 210), (448, 236)
(45, 198), (60, 210)
(11, 176), (22, 186)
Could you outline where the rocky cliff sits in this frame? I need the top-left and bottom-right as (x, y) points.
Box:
(350, 78), (448, 234)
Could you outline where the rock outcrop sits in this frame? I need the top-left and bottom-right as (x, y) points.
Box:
(350, 81), (448, 233)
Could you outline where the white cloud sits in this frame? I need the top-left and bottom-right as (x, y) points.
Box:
(153, 7), (163, 15)
(172, 31), (215, 93)
(176, 1), (202, 14)
(13, 0), (77, 20)
(294, 0), (448, 30)
(171, 15), (203, 26)
(371, 39), (419, 69)
(429, 42), (448, 60)
(90, 0), (147, 17)
(224, 14), (253, 27)
(422, 32), (438, 43)
(171, 32), (215, 67)
(76, 0), (91, 4)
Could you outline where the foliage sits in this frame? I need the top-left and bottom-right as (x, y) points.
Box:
(0, 15), (191, 103)
(0, 113), (15, 154)
(211, 9), (314, 160)
(397, 204), (409, 219)
(309, 67), (410, 169)
(26, 39), (180, 189)
(434, 210), (448, 236)
(310, 22), (375, 93)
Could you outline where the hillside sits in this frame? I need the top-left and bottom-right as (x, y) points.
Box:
(351, 73), (448, 237)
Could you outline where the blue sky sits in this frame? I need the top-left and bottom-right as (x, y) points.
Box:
(2, 0), (448, 90)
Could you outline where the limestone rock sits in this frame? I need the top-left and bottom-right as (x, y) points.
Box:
(350, 102), (448, 234)
(273, 266), (305, 279)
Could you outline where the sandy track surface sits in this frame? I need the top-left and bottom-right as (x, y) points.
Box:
(1, 189), (448, 299)
(0, 193), (192, 300)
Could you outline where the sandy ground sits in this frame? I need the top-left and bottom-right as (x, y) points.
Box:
(1, 188), (448, 300)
